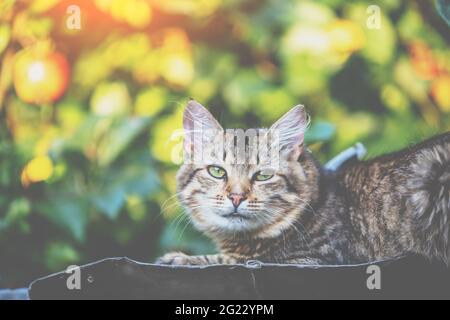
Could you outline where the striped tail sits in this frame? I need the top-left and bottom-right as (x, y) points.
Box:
(408, 136), (450, 263)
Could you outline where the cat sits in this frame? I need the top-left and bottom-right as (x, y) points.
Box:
(157, 100), (450, 266)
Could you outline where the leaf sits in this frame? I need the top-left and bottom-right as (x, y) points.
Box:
(97, 116), (151, 167)
(305, 121), (336, 144)
(346, 3), (396, 65)
(45, 242), (80, 271)
(54, 115), (150, 166)
(0, 24), (10, 55)
(5, 198), (31, 224)
(283, 54), (330, 96)
(29, 0), (61, 13)
(0, 197), (30, 231)
(120, 163), (159, 196)
(0, 0), (16, 13)
(135, 87), (168, 117)
(90, 82), (131, 117)
(0, 195), (7, 209)
(254, 88), (296, 122)
(91, 151), (159, 219)
(37, 196), (89, 242)
(223, 69), (270, 115)
(59, 115), (105, 152)
(159, 223), (215, 256)
(91, 186), (126, 219)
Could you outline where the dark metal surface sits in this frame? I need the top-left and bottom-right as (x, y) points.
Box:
(24, 255), (450, 299)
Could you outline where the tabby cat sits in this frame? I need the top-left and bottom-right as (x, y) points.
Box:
(157, 100), (450, 265)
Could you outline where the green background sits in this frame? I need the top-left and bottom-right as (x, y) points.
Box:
(0, 0), (449, 287)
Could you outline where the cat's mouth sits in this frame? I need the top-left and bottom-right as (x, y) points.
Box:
(221, 212), (251, 220)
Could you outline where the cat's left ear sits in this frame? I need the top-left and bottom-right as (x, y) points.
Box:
(269, 105), (309, 161)
(183, 99), (223, 154)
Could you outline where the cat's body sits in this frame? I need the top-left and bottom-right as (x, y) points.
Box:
(157, 101), (450, 266)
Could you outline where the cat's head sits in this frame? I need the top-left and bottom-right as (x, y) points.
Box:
(176, 100), (320, 239)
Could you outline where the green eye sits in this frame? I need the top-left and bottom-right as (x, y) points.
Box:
(254, 171), (274, 181)
(207, 166), (227, 179)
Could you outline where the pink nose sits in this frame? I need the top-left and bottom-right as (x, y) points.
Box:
(228, 193), (247, 208)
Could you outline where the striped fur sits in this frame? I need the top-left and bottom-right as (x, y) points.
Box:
(157, 102), (450, 266)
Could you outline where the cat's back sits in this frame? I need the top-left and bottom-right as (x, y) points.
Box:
(338, 131), (449, 193)
(366, 131), (449, 165)
(334, 132), (450, 262)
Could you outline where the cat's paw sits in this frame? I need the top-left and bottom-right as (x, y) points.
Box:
(156, 252), (192, 265)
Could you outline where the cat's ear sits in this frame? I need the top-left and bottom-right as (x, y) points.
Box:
(269, 105), (309, 161)
(183, 99), (223, 153)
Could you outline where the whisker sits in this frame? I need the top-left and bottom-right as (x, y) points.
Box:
(177, 217), (193, 241)
(160, 192), (182, 210)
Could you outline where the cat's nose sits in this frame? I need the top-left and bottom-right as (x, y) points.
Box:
(228, 193), (247, 208)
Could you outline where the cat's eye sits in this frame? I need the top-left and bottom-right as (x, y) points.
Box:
(207, 166), (227, 179)
(253, 171), (274, 181)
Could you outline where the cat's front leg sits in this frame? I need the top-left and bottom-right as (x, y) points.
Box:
(156, 252), (240, 265)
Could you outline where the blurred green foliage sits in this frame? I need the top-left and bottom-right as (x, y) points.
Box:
(0, 0), (449, 286)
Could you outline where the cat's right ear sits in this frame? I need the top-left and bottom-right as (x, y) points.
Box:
(183, 100), (223, 154)
(269, 105), (309, 161)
